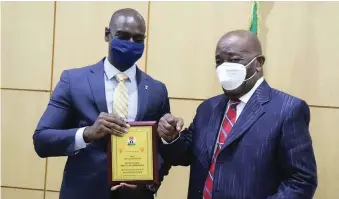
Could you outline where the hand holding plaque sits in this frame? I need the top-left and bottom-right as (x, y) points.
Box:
(107, 121), (158, 186)
(158, 114), (184, 142)
(111, 183), (138, 191)
(84, 112), (129, 143)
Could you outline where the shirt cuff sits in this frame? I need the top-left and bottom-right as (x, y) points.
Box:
(74, 127), (90, 151)
(161, 133), (181, 144)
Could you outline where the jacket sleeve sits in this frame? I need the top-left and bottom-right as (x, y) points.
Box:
(268, 100), (317, 199)
(159, 123), (194, 167)
(33, 70), (79, 158)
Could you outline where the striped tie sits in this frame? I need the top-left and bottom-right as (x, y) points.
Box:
(203, 100), (240, 199)
(113, 73), (129, 119)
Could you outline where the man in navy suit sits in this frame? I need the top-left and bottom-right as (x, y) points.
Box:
(157, 30), (317, 199)
(33, 8), (171, 199)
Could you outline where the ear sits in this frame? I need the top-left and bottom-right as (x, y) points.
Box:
(256, 56), (265, 72)
(257, 55), (265, 65)
(105, 27), (110, 42)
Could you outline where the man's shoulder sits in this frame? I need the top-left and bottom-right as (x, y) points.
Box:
(271, 87), (304, 103)
(139, 69), (167, 89)
(268, 87), (310, 126)
(270, 87), (308, 111)
(204, 94), (225, 104)
(62, 62), (101, 77)
(197, 94), (225, 111)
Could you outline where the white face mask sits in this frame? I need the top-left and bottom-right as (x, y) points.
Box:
(216, 57), (258, 91)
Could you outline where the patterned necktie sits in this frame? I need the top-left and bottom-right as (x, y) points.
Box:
(203, 99), (240, 199)
(113, 73), (129, 119)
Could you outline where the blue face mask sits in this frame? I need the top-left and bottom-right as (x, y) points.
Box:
(110, 38), (145, 70)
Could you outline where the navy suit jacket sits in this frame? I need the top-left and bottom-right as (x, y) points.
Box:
(160, 81), (317, 199)
(33, 59), (171, 199)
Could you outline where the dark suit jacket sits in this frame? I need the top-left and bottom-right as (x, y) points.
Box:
(160, 81), (317, 199)
(33, 59), (171, 199)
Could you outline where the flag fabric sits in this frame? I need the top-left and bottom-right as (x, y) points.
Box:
(249, 1), (260, 35)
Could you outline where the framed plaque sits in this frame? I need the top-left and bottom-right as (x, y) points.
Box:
(107, 121), (158, 186)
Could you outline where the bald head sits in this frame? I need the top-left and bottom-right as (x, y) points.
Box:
(109, 8), (146, 35)
(111, 8), (145, 22)
(217, 30), (262, 56)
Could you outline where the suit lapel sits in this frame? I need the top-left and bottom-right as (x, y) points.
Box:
(221, 95), (264, 151)
(87, 60), (108, 113)
(135, 68), (149, 121)
(220, 81), (271, 151)
(205, 95), (228, 163)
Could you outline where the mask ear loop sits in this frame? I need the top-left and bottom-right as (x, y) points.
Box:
(244, 71), (257, 81)
(244, 56), (259, 81)
(244, 56), (258, 68)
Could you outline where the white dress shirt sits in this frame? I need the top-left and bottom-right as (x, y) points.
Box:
(74, 58), (139, 150)
(162, 77), (264, 145)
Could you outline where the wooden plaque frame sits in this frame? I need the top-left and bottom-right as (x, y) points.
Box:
(107, 121), (158, 186)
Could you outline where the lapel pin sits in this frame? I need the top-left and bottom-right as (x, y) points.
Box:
(145, 85), (148, 90)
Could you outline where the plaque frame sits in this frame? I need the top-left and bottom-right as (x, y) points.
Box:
(107, 121), (158, 186)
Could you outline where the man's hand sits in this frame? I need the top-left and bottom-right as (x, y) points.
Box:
(111, 183), (138, 191)
(83, 112), (130, 143)
(158, 113), (184, 142)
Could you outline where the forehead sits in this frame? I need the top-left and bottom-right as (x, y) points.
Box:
(112, 15), (145, 34)
(216, 35), (250, 56)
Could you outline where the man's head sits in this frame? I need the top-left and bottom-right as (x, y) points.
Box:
(105, 8), (146, 71)
(215, 30), (265, 99)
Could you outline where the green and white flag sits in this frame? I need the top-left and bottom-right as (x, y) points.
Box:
(249, 1), (260, 35)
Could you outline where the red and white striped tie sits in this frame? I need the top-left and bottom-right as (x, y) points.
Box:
(203, 100), (240, 199)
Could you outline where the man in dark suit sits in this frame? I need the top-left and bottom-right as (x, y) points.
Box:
(157, 30), (317, 199)
(33, 8), (171, 199)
